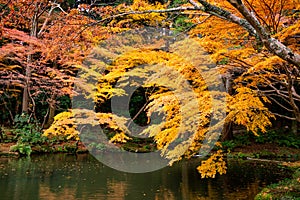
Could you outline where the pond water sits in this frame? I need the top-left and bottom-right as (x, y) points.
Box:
(0, 154), (292, 200)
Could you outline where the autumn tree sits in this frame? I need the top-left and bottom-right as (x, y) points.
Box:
(92, 0), (300, 126)
(42, 0), (300, 178)
(0, 0), (109, 126)
(183, 0), (300, 133)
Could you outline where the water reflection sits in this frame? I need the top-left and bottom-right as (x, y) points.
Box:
(0, 154), (292, 200)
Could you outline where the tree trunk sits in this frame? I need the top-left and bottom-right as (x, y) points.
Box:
(44, 106), (56, 128)
(44, 96), (57, 129)
(222, 73), (234, 141)
(22, 64), (31, 113)
(22, 3), (38, 113)
(221, 121), (233, 141)
(0, 126), (3, 142)
(291, 120), (298, 135)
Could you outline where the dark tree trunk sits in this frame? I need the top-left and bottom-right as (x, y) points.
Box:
(0, 126), (4, 142)
(221, 121), (233, 141)
(291, 120), (298, 135)
(44, 102), (56, 129)
(221, 73), (234, 141)
(43, 93), (57, 129)
(22, 3), (38, 114)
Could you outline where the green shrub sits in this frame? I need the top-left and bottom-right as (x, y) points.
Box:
(221, 140), (236, 151)
(12, 113), (48, 154)
(10, 143), (32, 156)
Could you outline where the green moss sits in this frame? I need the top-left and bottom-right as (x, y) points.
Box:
(255, 169), (300, 200)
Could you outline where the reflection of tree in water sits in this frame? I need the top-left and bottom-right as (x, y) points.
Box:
(107, 180), (127, 200)
(155, 188), (175, 200)
(39, 184), (76, 200)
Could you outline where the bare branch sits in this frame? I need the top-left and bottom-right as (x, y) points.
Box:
(38, 2), (68, 37)
(266, 95), (294, 112)
(272, 112), (296, 120)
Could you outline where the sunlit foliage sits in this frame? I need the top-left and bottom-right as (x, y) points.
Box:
(43, 111), (80, 140)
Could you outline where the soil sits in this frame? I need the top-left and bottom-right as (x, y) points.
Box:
(0, 141), (88, 156)
(0, 143), (18, 156)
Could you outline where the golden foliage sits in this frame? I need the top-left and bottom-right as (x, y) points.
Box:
(227, 87), (274, 135)
(188, 0), (299, 68)
(197, 150), (227, 178)
(43, 111), (80, 140)
(43, 109), (131, 143)
(128, 0), (167, 25)
(110, 132), (131, 143)
(86, 34), (229, 177)
(97, 0), (167, 28)
(186, 0), (299, 129)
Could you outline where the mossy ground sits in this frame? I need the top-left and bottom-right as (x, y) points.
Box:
(255, 167), (300, 200)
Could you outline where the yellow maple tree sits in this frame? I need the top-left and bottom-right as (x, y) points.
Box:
(43, 0), (299, 178)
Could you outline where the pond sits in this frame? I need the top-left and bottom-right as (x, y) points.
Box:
(0, 154), (292, 200)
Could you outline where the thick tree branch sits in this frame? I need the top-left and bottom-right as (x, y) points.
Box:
(194, 0), (258, 37)
(81, 6), (207, 37)
(89, 0), (300, 68)
(227, 0), (300, 67)
(181, 0), (300, 68)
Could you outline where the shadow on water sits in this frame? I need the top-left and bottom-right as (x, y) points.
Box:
(0, 154), (293, 200)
